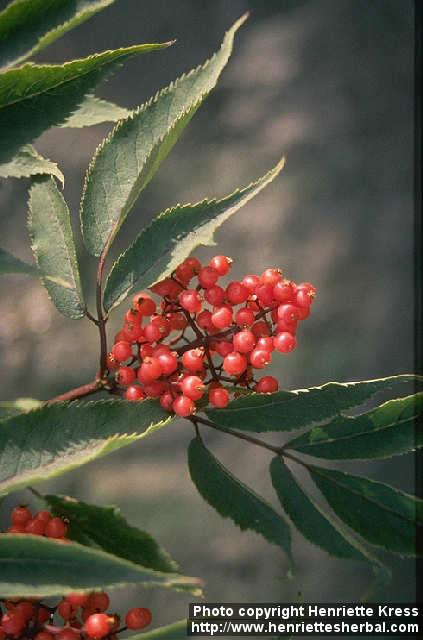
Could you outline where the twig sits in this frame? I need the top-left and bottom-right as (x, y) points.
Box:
(190, 415), (283, 455)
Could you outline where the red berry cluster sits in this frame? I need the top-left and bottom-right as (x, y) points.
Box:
(1, 509), (152, 640)
(4, 505), (68, 540)
(108, 256), (316, 417)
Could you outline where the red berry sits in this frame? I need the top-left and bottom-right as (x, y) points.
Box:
(15, 602), (35, 621)
(86, 593), (110, 612)
(57, 629), (80, 640)
(235, 307), (255, 326)
(249, 348), (272, 369)
(150, 278), (182, 299)
(58, 600), (75, 620)
(209, 255), (231, 276)
(1, 612), (26, 635)
(106, 352), (118, 369)
(223, 352), (247, 376)
(7, 525), (26, 533)
(35, 632), (54, 640)
(121, 322), (143, 342)
(45, 517), (67, 539)
(125, 608), (152, 630)
(175, 261), (195, 284)
(157, 351), (178, 375)
(296, 304), (310, 320)
(37, 607), (50, 624)
(273, 280), (295, 303)
(124, 385), (145, 401)
(197, 310), (214, 331)
(255, 375), (279, 393)
(84, 613), (112, 639)
(172, 395), (195, 417)
(209, 387), (230, 408)
(11, 505), (32, 526)
(255, 283), (274, 306)
(198, 266), (219, 288)
(24, 518), (46, 536)
(111, 341), (132, 362)
(242, 274), (260, 292)
(125, 308), (141, 324)
(143, 322), (162, 343)
(226, 281), (249, 305)
(35, 510), (52, 523)
(275, 318), (298, 334)
(182, 348), (204, 372)
(213, 340), (234, 357)
(273, 331), (297, 353)
(181, 376), (205, 401)
(66, 593), (90, 608)
(184, 257), (202, 273)
(256, 336), (274, 352)
(251, 320), (271, 337)
(137, 357), (163, 383)
(204, 285), (226, 306)
(116, 366), (135, 386)
(233, 330), (256, 353)
(151, 315), (170, 338)
(211, 306), (233, 329)
(139, 343), (154, 359)
(160, 391), (174, 412)
(168, 312), (188, 331)
(133, 293), (156, 316)
(260, 268), (282, 286)
(277, 304), (300, 324)
(179, 289), (202, 313)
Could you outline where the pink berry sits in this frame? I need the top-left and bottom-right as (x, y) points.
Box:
(211, 306), (233, 329)
(179, 289), (202, 313)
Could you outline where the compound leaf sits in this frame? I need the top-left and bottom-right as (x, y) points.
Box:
(188, 437), (292, 560)
(104, 157), (285, 311)
(0, 246), (37, 276)
(0, 535), (200, 597)
(0, 43), (171, 164)
(0, 399), (172, 497)
(80, 14), (248, 257)
(0, 0), (115, 69)
(28, 176), (84, 319)
(205, 375), (420, 432)
(44, 493), (178, 573)
(0, 144), (64, 182)
(286, 392), (423, 459)
(309, 465), (423, 556)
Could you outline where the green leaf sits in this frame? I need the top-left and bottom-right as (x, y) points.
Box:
(0, 246), (37, 276)
(104, 157), (285, 312)
(188, 437), (292, 560)
(132, 620), (188, 640)
(28, 176), (84, 319)
(286, 392), (423, 460)
(0, 399), (172, 497)
(309, 465), (423, 556)
(0, 144), (64, 182)
(80, 14), (248, 257)
(61, 95), (130, 128)
(0, 0), (115, 69)
(205, 375), (420, 432)
(0, 535), (201, 598)
(44, 493), (178, 573)
(0, 43), (172, 164)
(0, 398), (43, 420)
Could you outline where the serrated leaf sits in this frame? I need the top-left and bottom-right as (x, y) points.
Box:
(0, 536), (201, 598)
(309, 465), (423, 556)
(0, 0), (115, 69)
(0, 399), (172, 497)
(0, 398), (43, 421)
(132, 620), (188, 639)
(0, 144), (64, 182)
(205, 375), (420, 432)
(80, 14), (248, 257)
(104, 157), (285, 311)
(0, 43), (172, 164)
(44, 493), (178, 573)
(61, 95), (130, 127)
(0, 246), (37, 276)
(28, 176), (84, 319)
(286, 392), (423, 460)
(188, 437), (292, 560)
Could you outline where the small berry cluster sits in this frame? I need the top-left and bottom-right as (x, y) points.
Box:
(4, 505), (68, 540)
(1, 509), (152, 640)
(108, 256), (316, 417)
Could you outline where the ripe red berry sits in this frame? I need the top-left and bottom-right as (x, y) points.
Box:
(144, 380), (167, 398)
(184, 257), (202, 274)
(133, 293), (156, 316)
(213, 340), (234, 357)
(277, 304), (300, 324)
(233, 330), (256, 353)
(58, 600), (75, 620)
(182, 348), (204, 372)
(57, 629), (80, 640)
(273, 280), (295, 303)
(35, 632), (54, 640)
(209, 255), (232, 276)
(273, 331), (297, 353)
(242, 274), (260, 292)
(24, 518), (46, 536)
(180, 376), (205, 401)
(175, 261), (195, 284)
(121, 322), (143, 343)
(204, 285), (226, 306)
(209, 387), (230, 408)
(168, 311), (188, 331)
(223, 351), (247, 376)
(84, 613), (111, 639)
(111, 341), (132, 362)
(137, 357), (163, 383)
(197, 310), (214, 331)
(198, 266), (219, 288)
(156, 351), (178, 375)
(249, 348), (272, 369)
(211, 306), (233, 329)
(116, 366), (135, 386)
(255, 283), (274, 306)
(172, 395), (195, 417)
(251, 320), (271, 338)
(11, 505), (32, 526)
(150, 278), (182, 299)
(106, 352), (118, 370)
(86, 593), (110, 612)
(1, 612), (26, 635)
(160, 391), (174, 411)
(260, 268), (282, 286)
(235, 307), (255, 326)
(255, 375), (279, 393)
(124, 385), (145, 401)
(179, 289), (202, 313)
(37, 607), (50, 624)
(15, 602), (35, 620)
(226, 281), (249, 305)
(256, 336), (274, 352)
(45, 517), (67, 539)
(125, 607), (152, 630)
(66, 593), (90, 608)
(35, 510), (52, 523)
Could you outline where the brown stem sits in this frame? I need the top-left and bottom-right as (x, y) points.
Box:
(46, 379), (103, 404)
(190, 415), (284, 455)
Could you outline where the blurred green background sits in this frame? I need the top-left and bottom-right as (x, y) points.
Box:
(0, 0), (417, 630)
